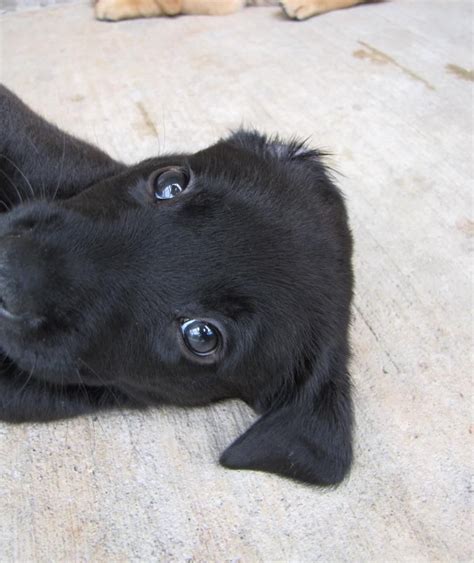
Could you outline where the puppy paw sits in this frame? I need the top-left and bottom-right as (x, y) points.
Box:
(95, 0), (132, 20)
(280, 0), (325, 20)
(95, 0), (162, 21)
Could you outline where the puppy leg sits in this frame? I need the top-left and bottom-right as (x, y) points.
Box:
(281, 0), (366, 20)
(0, 85), (124, 208)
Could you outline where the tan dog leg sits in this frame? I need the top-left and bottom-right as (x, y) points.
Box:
(281, 0), (366, 20)
(95, 0), (245, 21)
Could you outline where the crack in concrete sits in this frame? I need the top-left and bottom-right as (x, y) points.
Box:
(354, 41), (435, 91)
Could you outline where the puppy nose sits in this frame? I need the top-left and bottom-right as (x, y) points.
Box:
(0, 275), (24, 321)
(0, 235), (45, 321)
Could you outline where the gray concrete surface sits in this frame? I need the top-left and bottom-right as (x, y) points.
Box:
(0, 0), (473, 560)
(0, 0), (84, 15)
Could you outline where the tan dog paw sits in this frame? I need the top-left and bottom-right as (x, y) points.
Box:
(95, 0), (141, 21)
(95, 0), (180, 21)
(281, 0), (363, 20)
(281, 0), (328, 19)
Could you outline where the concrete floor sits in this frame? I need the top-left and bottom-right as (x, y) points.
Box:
(0, 0), (472, 561)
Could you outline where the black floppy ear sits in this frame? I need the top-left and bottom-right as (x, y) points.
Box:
(226, 129), (326, 165)
(220, 368), (353, 486)
(0, 85), (124, 206)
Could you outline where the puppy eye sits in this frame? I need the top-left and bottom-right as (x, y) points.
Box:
(150, 167), (189, 200)
(180, 319), (220, 356)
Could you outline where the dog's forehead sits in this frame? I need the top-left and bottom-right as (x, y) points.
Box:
(189, 139), (276, 182)
(128, 142), (320, 306)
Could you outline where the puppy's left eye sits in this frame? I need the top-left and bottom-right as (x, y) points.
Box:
(180, 319), (220, 356)
(150, 167), (189, 200)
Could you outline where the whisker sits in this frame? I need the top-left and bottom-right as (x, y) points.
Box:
(0, 153), (35, 200)
(0, 168), (24, 205)
(24, 134), (46, 198)
(0, 183), (17, 210)
(4, 357), (37, 408)
(25, 134), (40, 155)
(25, 132), (47, 202)
(51, 133), (66, 203)
(0, 200), (10, 212)
(74, 367), (110, 442)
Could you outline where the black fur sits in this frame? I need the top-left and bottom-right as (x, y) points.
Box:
(0, 85), (354, 486)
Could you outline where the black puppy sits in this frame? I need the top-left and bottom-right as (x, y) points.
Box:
(0, 85), (354, 486)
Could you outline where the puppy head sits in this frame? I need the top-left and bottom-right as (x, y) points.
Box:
(0, 131), (353, 484)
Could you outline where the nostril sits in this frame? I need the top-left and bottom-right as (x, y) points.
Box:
(0, 295), (22, 321)
(0, 290), (44, 326)
(0, 231), (51, 325)
(0, 256), (27, 321)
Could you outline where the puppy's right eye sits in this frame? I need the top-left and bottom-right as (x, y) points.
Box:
(150, 167), (189, 200)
